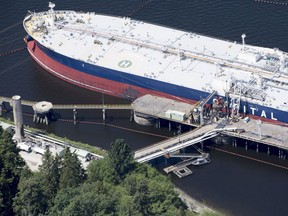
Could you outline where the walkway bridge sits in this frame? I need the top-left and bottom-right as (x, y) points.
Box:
(0, 96), (132, 110)
(134, 123), (237, 163)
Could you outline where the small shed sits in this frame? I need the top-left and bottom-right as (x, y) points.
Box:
(165, 110), (186, 122)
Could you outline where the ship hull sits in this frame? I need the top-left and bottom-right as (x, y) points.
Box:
(27, 40), (287, 124)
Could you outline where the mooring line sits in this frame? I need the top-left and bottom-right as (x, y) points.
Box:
(208, 146), (288, 171)
(254, 0), (288, 5)
(21, 112), (170, 139)
(0, 47), (26, 57)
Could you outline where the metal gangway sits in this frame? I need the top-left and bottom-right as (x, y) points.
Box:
(134, 123), (237, 163)
(194, 90), (217, 125)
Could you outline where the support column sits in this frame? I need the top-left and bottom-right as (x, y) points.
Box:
(267, 146), (270, 155)
(10, 95), (24, 143)
(130, 110), (134, 122)
(199, 107), (204, 126)
(168, 122), (171, 131)
(45, 115), (49, 125)
(0, 101), (2, 116)
(177, 124), (182, 134)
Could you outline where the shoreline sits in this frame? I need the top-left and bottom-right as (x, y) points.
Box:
(176, 187), (221, 215)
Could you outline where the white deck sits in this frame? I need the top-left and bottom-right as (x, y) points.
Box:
(23, 4), (288, 115)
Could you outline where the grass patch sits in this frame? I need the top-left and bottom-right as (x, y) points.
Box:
(48, 133), (107, 156)
(0, 117), (107, 156)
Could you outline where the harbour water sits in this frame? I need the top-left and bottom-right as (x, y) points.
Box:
(1, 1), (288, 215)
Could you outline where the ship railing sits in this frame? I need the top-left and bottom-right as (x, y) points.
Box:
(229, 81), (266, 101)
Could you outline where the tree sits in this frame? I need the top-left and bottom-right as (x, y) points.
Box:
(49, 181), (118, 216)
(13, 173), (48, 216)
(134, 180), (150, 216)
(87, 157), (114, 183)
(0, 127), (25, 215)
(59, 148), (86, 189)
(39, 148), (61, 207)
(117, 195), (137, 216)
(108, 139), (134, 183)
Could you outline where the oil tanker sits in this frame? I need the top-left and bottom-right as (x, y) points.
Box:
(23, 3), (288, 124)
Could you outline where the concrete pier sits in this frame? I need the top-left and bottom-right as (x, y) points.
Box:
(33, 101), (53, 125)
(10, 95), (24, 143)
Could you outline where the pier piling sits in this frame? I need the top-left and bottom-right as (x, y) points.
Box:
(33, 101), (53, 125)
(102, 108), (106, 125)
(130, 110), (134, 122)
(73, 108), (77, 125)
(0, 101), (2, 116)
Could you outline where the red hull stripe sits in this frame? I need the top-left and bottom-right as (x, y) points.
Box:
(27, 41), (286, 125)
(27, 41), (196, 103)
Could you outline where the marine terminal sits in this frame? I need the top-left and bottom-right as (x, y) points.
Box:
(22, 3), (288, 125)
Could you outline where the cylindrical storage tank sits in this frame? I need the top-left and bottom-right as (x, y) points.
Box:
(11, 95), (24, 142)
